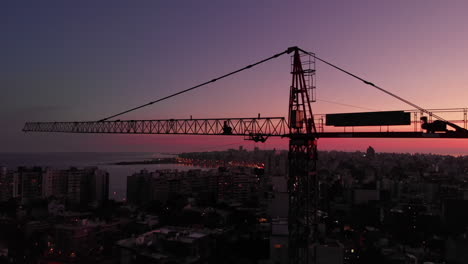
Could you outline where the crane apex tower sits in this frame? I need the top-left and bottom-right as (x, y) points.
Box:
(287, 47), (318, 264)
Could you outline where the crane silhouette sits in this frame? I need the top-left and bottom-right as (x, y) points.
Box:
(23, 46), (468, 264)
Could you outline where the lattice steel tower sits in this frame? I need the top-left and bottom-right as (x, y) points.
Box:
(287, 47), (318, 264)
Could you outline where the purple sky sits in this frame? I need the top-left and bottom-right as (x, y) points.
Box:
(2, 0), (468, 154)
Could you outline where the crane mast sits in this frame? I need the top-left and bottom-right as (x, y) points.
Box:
(288, 48), (318, 263)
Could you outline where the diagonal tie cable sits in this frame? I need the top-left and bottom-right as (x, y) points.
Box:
(297, 48), (448, 123)
(98, 47), (295, 122)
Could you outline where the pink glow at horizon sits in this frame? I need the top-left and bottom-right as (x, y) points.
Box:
(94, 135), (468, 156)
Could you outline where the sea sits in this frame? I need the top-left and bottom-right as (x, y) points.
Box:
(0, 152), (206, 201)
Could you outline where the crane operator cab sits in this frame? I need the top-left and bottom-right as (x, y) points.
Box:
(421, 116), (447, 133)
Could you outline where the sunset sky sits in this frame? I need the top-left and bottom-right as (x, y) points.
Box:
(2, 0), (468, 154)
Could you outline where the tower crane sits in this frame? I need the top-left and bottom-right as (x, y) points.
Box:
(23, 46), (468, 264)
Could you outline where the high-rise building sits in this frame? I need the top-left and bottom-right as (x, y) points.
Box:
(66, 168), (88, 205)
(14, 167), (44, 203)
(127, 170), (153, 206)
(127, 168), (265, 206)
(0, 167), (14, 202)
(265, 150), (288, 176)
(92, 168), (109, 205)
(1, 166), (108, 206)
(231, 168), (257, 203)
(66, 167), (109, 206)
(42, 168), (68, 198)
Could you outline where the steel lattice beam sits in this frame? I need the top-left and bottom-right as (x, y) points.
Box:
(23, 117), (289, 140)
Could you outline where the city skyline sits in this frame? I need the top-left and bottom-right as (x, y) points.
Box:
(3, 0), (468, 154)
(3, 148), (468, 263)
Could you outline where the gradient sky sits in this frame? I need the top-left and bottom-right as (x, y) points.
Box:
(2, 0), (468, 154)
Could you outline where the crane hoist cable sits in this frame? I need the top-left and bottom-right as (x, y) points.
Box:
(98, 47), (296, 122)
(297, 48), (448, 123)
